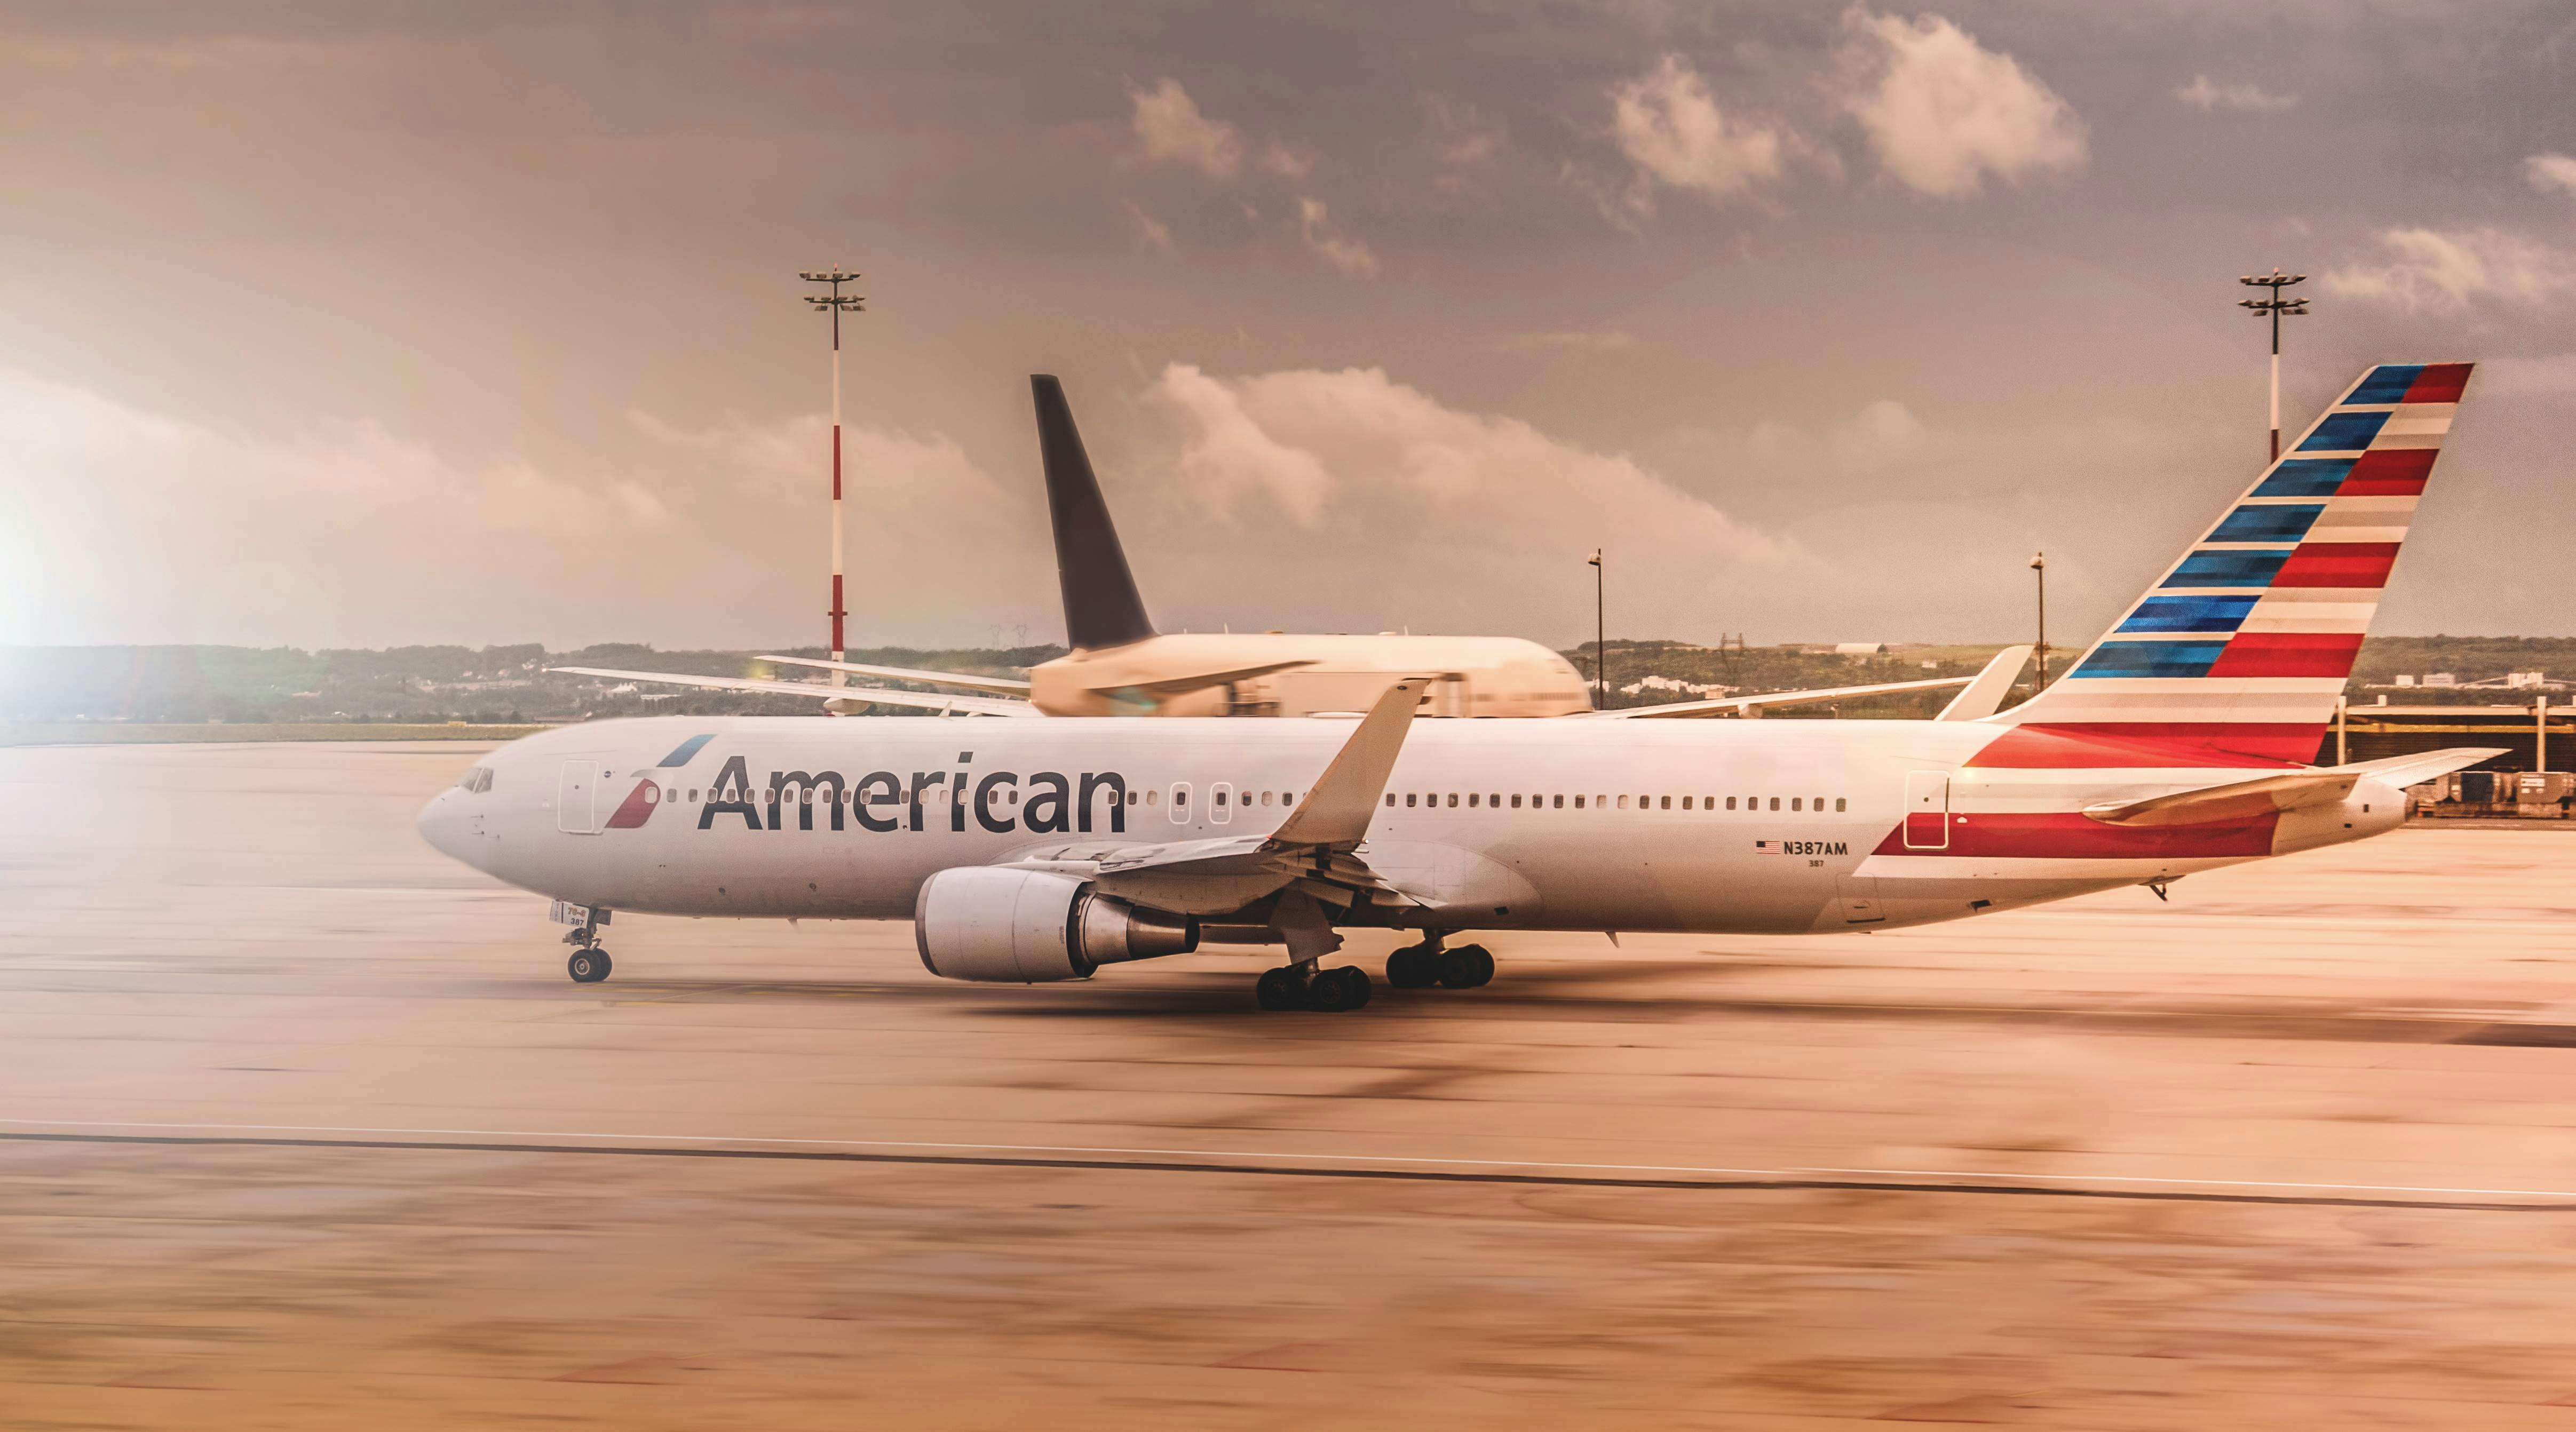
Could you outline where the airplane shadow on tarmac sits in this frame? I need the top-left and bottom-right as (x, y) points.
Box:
(527, 962), (2576, 1045)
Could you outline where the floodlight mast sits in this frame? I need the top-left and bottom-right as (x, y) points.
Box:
(800, 266), (866, 683)
(2238, 268), (2309, 462)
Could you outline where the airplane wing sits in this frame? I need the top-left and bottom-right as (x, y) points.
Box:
(2082, 746), (2502, 827)
(1934, 646), (2034, 721)
(1075, 658), (1315, 700)
(757, 655), (1033, 696)
(1000, 676), (1431, 917)
(1579, 672), (1979, 719)
(545, 666), (1042, 718)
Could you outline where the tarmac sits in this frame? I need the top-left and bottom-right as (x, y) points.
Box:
(7, 739), (2576, 1428)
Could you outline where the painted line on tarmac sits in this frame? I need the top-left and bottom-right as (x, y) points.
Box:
(0, 1116), (2571, 1212)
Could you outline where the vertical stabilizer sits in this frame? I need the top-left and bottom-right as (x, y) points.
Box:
(1032, 375), (1156, 651)
(1985, 363), (2474, 767)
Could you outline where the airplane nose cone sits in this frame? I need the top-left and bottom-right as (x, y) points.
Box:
(417, 789), (474, 866)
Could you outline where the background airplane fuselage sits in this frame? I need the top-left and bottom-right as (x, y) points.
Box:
(1027, 632), (1594, 717)
(420, 715), (2403, 938)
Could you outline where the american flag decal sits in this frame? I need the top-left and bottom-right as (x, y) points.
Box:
(1753, 839), (1781, 854)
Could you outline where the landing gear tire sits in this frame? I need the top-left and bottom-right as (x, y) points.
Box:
(567, 948), (612, 984)
(1255, 966), (1310, 1012)
(1436, 944), (1493, 989)
(1307, 965), (1371, 1012)
(1385, 945), (1440, 989)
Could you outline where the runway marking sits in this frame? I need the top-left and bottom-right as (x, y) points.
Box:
(0, 1116), (2570, 1211)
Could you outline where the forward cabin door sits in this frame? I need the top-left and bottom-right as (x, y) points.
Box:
(1902, 770), (1951, 850)
(557, 757), (608, 835)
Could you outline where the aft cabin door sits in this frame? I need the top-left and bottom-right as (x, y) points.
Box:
(1902, 771), (1950, 850)
(558, 758), (608, 835)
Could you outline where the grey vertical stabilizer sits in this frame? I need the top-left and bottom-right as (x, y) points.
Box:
(1032, 375), (1156, 650)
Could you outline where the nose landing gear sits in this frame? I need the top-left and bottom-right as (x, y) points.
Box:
(559, 904), (613, 984)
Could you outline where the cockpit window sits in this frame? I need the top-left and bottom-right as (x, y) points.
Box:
(457, 768), (494, 794)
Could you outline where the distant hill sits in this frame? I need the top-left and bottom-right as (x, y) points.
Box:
(7, 635), (2568, 726)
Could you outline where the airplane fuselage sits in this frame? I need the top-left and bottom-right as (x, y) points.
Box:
(418, 714), (2403, 939)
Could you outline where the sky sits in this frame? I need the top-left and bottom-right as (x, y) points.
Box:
(2, 1), (2573, 654)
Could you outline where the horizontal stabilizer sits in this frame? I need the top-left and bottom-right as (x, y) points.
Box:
(759, 655), (1032, 696)
(546, 666), (1040, 718)
(2082, 746), (2501, 827)
(1935, 646), (2033, 722)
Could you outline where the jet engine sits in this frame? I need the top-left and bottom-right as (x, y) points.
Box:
(914, 867), (1200, 983)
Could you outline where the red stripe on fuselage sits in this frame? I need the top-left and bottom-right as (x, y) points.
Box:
(2206, 632), (2365, 679)
(2339, 448), (2433, 497)
(1871, 810), (2278, 860)
(605, 779), (661, 829)
(1968, 724), (2314, 768)
(2273, 542), (2399, 589)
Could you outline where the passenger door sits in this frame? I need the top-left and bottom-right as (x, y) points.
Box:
(557, 757), (609, 834)
(1902, 770), (1950, 850)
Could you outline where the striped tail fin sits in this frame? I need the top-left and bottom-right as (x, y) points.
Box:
(1982, 362), (2474, 769)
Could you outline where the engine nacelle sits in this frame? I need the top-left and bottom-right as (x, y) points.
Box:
(913, 867), (1200, 983)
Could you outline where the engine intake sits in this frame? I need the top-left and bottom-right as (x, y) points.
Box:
(914, 866), (1200, 983)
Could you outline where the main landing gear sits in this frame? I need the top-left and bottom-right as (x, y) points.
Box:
(1255, 962), (1373, 1013)
(1384, 938), (1493, 991)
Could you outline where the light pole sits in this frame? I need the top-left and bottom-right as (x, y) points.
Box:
(1588, 548), (1606, 708)
(2030, 552), (2050, 689)
(2239, 268), (2309, 463)
(800, 265), (866, 683)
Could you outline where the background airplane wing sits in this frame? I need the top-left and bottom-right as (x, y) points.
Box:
(546, 666), (1041, 717)
(757, 655), (1033, 696)
(1577, 673), (1979, 719)
(1076, 658), (1315, 700)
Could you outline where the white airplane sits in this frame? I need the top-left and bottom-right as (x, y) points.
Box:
(419, 363), (2493, 1011)
(554, 375), (1993, 720)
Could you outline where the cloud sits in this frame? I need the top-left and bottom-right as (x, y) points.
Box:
(1259, 141), (1314, 180)
(1129, 77), (1241, 180)
(1424, 95), (1505, 167)
(2173, 75), (2297, 114)
(1296, 197), (1380, 276)
(2529, 153), (2576, 198)
(2323, 227), (2576, 312)
(1122, 199), (1178, 255)
(1608, 53), (1786, 206)
(1141, 364), (1780, 626)
(1837, 10), (2087, 197)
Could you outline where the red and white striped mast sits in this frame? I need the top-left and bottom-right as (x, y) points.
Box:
(800, 265), (865, 683)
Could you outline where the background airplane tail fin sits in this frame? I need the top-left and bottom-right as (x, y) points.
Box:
(1032, 375), (1156, 651)
(1986, 362), (2474, 768)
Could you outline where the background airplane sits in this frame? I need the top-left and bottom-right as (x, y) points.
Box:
(560, 377), (2003, 719)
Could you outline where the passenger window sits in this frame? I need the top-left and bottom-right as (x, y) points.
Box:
(1446, 793), (1458, 808)
(1574, 795), (1585, 809)
(1792, 798), (1801, 812)
(1725, 797), (1735, 810)
(1702, 794), (1713, 809)
(1660, 795), (1671, 810)
(1618, 795), (1629, 810)
(1215, 789), (1228, 807)
(688, 789), (700, 802)
(1681, 797), (1691, 810)
(1489, 793), (1500, 807)
(1769, 797), (1780, 811)
(1407, 793), (1418, 807)
(1468, 793), (1480, 808)
(1552, 795), (1563, 809)
(1285, 792), (1296, 806)
(1262, 791), (1273, 806)
(1510, 794), (1522, 809)
(1146, 789), (1158, 806)
(1835, 798), (1846, 812)
(1811, 795), (1822, 810)
(1385, 794), (1396, 807)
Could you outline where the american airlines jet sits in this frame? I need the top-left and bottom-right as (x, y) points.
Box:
(419, 363), (2494, 1011)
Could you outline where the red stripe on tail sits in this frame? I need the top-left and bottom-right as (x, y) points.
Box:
(2341, 449), (2434, 497)
(2273, 542), (2399, 589)
(2206, 632), (2365, 679)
